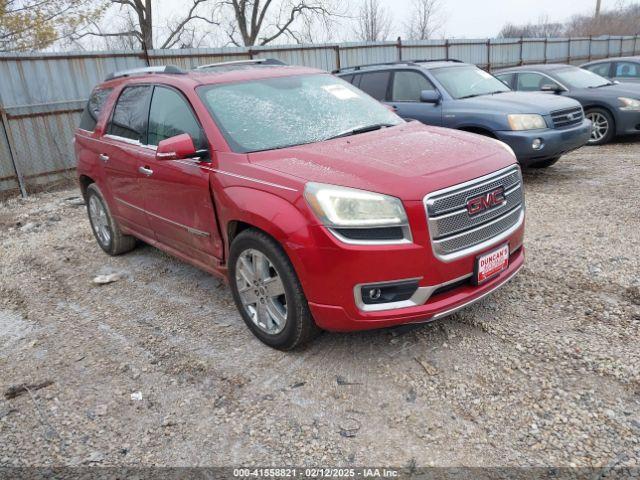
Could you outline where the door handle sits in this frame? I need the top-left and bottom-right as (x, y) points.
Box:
(138, 166), (153, 176)
(99, 154), (109, 163)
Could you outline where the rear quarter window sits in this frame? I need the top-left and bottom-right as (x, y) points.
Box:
(79, 88), (113, 132)
(356, 71), (391, 101)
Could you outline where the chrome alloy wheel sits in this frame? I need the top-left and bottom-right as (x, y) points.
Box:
(586, 111), (609, 143)
(88, 195), (111, 246)
(234, 249), (288, 335)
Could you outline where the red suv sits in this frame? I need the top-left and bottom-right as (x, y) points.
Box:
(75, 60), (525, 350)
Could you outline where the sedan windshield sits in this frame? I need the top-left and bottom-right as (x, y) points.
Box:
(430, 65), (510, 99)
(198, 74), (403, 153)
(552, 67), (611, 89)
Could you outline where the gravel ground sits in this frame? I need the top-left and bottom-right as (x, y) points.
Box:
(1, 139), (639, 468)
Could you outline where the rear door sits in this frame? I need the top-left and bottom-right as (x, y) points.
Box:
(352, 71), (391, 102)
(389, 70), (442, 125)
(612, 61), (640, 83)
(102, 85), (154, 237)
(142, 85), (222, 263)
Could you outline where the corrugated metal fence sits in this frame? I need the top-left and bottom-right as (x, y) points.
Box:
(1, 35), (639, 197)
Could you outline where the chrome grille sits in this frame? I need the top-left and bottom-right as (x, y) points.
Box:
(424, 165), (525, 262)
(551, 106), (583, 129)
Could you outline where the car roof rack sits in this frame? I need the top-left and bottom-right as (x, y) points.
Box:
(333, 58), (462, 74)
(105, 65), (185, 81)
(195, 58), (287, 70)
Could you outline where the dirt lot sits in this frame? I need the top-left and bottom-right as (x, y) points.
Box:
(1, 139), (640, 468)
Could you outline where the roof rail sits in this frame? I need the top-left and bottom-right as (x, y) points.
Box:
(105, 65), (185, 81)
(332, 58), (463, 74)
(195, 58), (287, 70)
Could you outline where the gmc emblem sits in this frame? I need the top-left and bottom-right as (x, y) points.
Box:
(466, 187), (506, 215)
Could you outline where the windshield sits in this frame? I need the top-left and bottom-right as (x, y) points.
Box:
(552, 67), (611, 89)
(198, 74), (403, 153)
(430, 65), (510, 99)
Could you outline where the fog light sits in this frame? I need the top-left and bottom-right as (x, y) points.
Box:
(360, 280), (419, 305)
(532, 138), (543, 150)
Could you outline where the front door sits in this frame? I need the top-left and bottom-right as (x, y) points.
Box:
(102, 85), (154, 238)
(141, 85), (222, 264)
(388, 70), (442, 126)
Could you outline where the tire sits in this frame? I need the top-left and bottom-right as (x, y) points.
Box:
(585, 108), (615, 145)
(228, 229), (320, 350)
(86, 183), (137, 256)
(529, 157), (560, 169)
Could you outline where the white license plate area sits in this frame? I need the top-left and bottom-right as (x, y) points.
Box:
(475, 243), (509, 284)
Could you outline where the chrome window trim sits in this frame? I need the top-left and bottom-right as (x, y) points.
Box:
(354, 273), (472, 312)
(103, 134), (157, 151)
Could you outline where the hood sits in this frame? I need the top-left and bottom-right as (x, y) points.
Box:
(458, 91), (581, 113)
(247, 122), (516, 201)
(574, 82), (640, 98)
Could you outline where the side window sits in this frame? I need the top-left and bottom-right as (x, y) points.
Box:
(107, 85), (152, 142)
(585, 62), (612, 78)
(615, 62), (639, 78)
(496, 73), (514, 89)
(79, 88), (113, 132)
(517, 72), (549, 91)
(147, 87), (206, 149)
(357, 71), (391, 101)
(391, 71), (434, 102)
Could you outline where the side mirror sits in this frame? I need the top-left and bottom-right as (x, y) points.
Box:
(540, 84), (564, 94)
(156, 133), (199, 161)
(420, 90), (441, 104)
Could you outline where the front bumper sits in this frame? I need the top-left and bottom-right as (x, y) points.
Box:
(616, 110), (640, 136)
(495, 119), (591, 165)
(288, 199), (526, 333)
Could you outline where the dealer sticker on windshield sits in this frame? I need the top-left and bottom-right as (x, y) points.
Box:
(475, 243), (509, 284)
(322, 84), (359, 100)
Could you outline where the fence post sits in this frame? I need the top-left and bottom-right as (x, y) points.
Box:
(518, 37), (524, 66)
(248, 48), (254, 60)
(397, 36), (402, 61)
(636, 34), (639, 55)
(567, 37), (572, 63)
(484, 38), (490, 71)
(588, 35), (593, 61)
(0, 108), (27, 198)
(543, 38), (548, 63)
(333, 45), (341, 71)
(606, 35), (611, 58)
(445, 39), (449, 60)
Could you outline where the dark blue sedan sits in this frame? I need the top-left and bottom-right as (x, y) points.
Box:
(336, 60), (591, 168)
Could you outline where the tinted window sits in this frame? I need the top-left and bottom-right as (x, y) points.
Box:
(148, 87), (206, 149)
(496, 73), (514, 88)
(615, 62), (640, 78)
(108, 85), (152, 142)
(79, 88), (112, 132)
(517, 72), (547, 91)
(198, 74), (402, 153)
(357, 71), (391, 100)
(391, 71), (434, 102)
(585, 63), (611, 77)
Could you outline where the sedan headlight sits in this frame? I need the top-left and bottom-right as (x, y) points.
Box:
(618, 97), (640, 111)
(304, 183), (407, 227)
(508, 114), (547, 131)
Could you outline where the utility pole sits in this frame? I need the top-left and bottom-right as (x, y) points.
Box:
(595, 0), (602, 17)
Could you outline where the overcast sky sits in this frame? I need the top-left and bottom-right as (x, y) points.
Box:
(156, 0), (625, 45)
(391, 0), (621, 38)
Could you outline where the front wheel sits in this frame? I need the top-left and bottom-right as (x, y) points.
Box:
(585, 108), (615, 145)
(228, 229), (320, 350)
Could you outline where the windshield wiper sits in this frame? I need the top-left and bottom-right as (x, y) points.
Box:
(589, 83), (614, 88)
(458, 93), (483, 99)
(326, 123), (395, 140)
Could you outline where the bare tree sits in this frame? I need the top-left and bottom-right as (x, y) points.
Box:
(498, 14), (563, 38)
(354, 0), (392, 42)
(72, 0), (217, 50)
(214, 0), (343, 46)
(404, 0), (442, 40)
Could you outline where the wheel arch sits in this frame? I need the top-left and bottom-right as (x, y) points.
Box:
(78, 174), (95, 200)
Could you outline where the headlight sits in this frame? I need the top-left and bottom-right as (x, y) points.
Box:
(508, 114), (547, 131)
(304, 183), (407, 227)
(618, 97), (640, 111)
